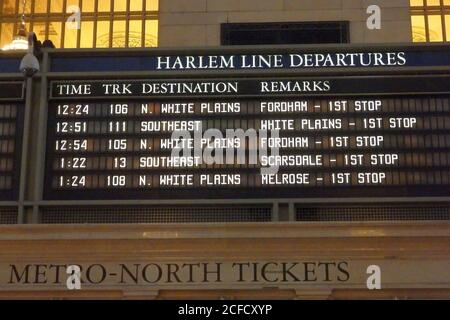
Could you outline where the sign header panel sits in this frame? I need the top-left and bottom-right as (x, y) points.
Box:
(49, 46), (450, 72)
(50, 76), (450, 99)
(0, 82), (24, 100)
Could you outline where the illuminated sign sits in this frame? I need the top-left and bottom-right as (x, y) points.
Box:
(50, 48), (450, 72)
(44, 72), (450, 200)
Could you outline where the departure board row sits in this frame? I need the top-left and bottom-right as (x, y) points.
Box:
(50, 116), (445, 133)
(53, 98), (450, 116)
(44, 93), (450, 200)
(50, 152), (450, 170)
(51, 134), (450, 152)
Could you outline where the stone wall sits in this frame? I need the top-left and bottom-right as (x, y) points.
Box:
(157, 0), (412, 47)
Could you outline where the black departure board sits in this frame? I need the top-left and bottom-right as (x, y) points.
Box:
(0, 82), (24, 200)
(44, 76), (450, 200)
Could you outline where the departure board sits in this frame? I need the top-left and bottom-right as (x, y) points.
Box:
(0, 82), (24, 200)
(44, 76), (450, 200)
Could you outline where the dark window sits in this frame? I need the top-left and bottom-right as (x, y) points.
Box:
(221, 21), (349, 45)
